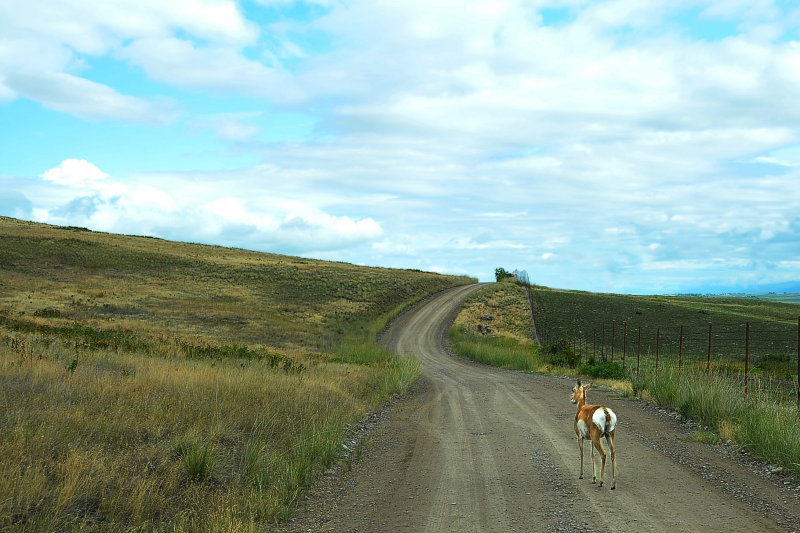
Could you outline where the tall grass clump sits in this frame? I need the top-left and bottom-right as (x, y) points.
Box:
(332, 340), (421, 402)
(173, 435), (218, 483)
(637, 368), (745, 429)
(737, 403), (800, 469)
(634, 365), (800, 476)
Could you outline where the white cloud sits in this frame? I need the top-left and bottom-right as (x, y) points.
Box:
(193, 112), (263, 141)
(32, 160), (384, 255)
(0, 0), (256, 55)
(199, 196), (382, 252)
(6, 71), (174, 123)
(0, 0), (260, 120)
(118, 37), (303, 103)
(41, 159), (109, 188)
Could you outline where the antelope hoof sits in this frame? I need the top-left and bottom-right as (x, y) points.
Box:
(611, 485), (616, 490)
(598, 481), (604, 487)
(579, 475), (583, 479)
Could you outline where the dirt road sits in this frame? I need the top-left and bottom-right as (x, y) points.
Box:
(285, 284), (800, 532)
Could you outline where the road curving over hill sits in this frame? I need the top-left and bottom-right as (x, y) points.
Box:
(284, 284), (800, 532)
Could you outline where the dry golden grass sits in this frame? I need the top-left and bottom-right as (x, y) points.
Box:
(1, 336), (384, 530)
(453, 281), (535, 346)
(0, 216), (471, 530)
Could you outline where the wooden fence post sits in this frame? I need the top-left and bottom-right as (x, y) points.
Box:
(797, 317), (799, 411)
(637, 326), (642, 378)
(656, 328), (660, 374)
(611, 321), (615, 362)
(585, 332), (589, 366)
(601, 323), (606, 363)
(623, 322), (627, 372)
(678, 325), (684, 372)
(706, 323), (712, 376)
(745, 322), (750, 396)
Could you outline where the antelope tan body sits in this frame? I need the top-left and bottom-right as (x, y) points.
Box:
(571, 381), (617, 489)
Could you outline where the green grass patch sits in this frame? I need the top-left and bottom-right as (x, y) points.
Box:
(687, 429), (721, 444)
(448, 326), (541, 372)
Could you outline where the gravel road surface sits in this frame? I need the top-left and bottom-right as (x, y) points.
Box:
(284, 284), (800, 532)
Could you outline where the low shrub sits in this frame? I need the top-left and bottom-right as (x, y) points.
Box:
(542, 339), (580, 368)
(578, 361), (625, 380)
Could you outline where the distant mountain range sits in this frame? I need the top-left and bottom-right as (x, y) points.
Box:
(676, 281), (800, 304)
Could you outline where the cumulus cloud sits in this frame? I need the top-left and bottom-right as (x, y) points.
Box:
(199, 196), (382, 252)
(40, 159), (109, 188)
(33, 159), (384, 255)
(0, 0), (259, 120)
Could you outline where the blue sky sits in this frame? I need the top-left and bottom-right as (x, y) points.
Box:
(2, 0), (800, 294)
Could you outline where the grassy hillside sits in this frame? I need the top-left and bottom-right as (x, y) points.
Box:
(0, 217), (472, 352)
(0, 216), (474, 531)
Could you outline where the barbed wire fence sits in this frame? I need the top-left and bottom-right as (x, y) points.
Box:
(509, 271), (800, 410)
(564, 317), (799, 410)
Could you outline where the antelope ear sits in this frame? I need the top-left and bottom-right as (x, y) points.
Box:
(576, 380), (582, 387)
(586, 383), (593, 390)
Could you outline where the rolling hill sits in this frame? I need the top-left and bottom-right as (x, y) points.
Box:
(0, 216), (474, 531)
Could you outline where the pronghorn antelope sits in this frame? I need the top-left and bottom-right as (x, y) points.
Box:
(571, 380), (617, 489)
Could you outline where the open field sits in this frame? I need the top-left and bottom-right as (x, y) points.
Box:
(0, 216), (474, 531)
(448, 279), (800, 479)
